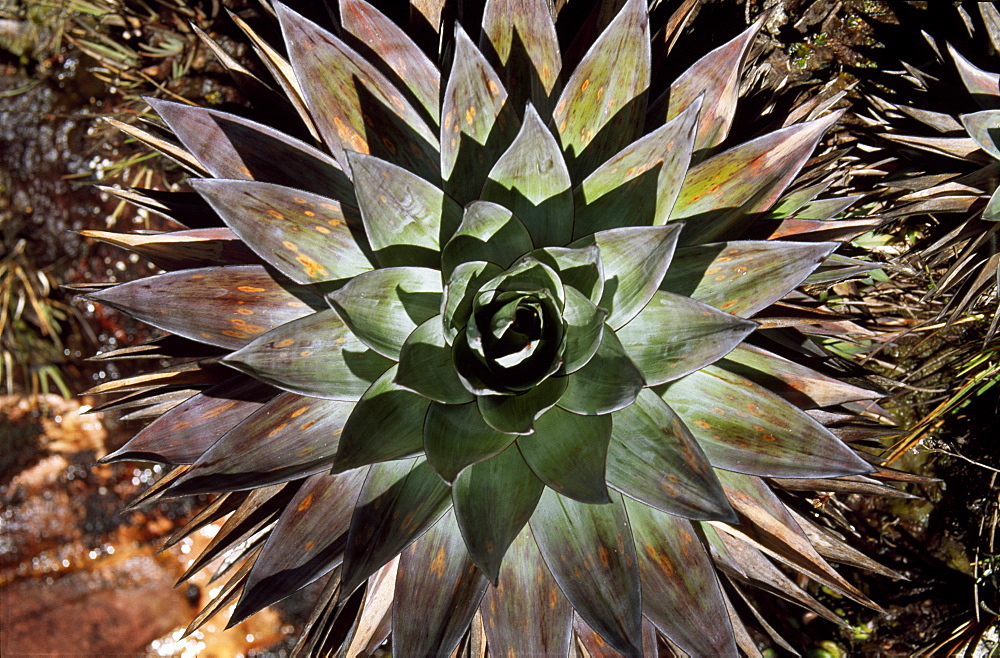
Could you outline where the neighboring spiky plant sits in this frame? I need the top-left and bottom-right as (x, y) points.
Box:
(83, 1), (898, 654)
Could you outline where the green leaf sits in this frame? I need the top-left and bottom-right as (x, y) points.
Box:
(452, 445), (543, 582)
(517, 406), (612, 504)
(560, 286), (607, 373)
(442, 261), (504, 344)
(483, 104), (573, 247)
(233, 467), (368, 620)
(168, 393), (353, 496)
(341, 458), (451, 595)
(87, 265), (321, 350)
(962, 110), (1000, 161)
(348, 152), (462, 268)
(985, 184), (1000, 221)
(224, 310), (393, 401)
(624, 499), (738, 656)
(480, 0), (561, 113)
(558, 329), (644, 415)
(339, 0), (440, 121)
(553, 0), (650, 173)
(441, 202), (534, 278)
(477, 256), (565, 306)
(572, 95), (701, 237)
(670, 112), (843, 245)
(615, 290), (756, 386)
(575, 224), (681, 329)
(333, 366), (431, 472)
(528, 243), (604, 304)
(276, 5), (439, 179)
(607, 389), (733, 520)
(530, 489), (643, 656)
(396, 316), (473, 404)
(191, 180), (371, 284)
(659, 367), (874, 478)
(423, 401), (518, 482)
(393, 510), (489, 656)
(660, 240), (837, 317)
(478, 375), (568, 434)
(326, 266), (443, 359)
(480, 526), (573, 655)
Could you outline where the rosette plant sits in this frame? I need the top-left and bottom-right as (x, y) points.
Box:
(84, 0), (894, 654)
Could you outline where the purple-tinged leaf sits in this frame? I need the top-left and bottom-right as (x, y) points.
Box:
(478, 375), (568, 434)
(553, 0), (650, 172)
(191, 180), (371, 285)
(480, 0), (561, 113)
(224, 310), (393, 401)
(717, 344), (880, 409)
(276, 5), (439, 178)
(671, 112), (843, 245)
(233, 468), (368, 620)
(147, 99), (352, 201)
(326, 266), (443, 359)
(441, 202), (534, 278)
(624, 498), (738, 657)
(341, 459), (452, 595)
(616, 290), (756, 386)
(949, 44), (1000, 105)
(480, 525), (573, 655)
(659, 19), (761, 150)
(660, 240), (837, 317)
(334, 366), (431, 472)
(348, 151), (462, 268)
(607, 389), (733, 521)
(396, 316), (472, 404)
(168, 392), (353, 496)
(100, 377), (274, 465)
(393, 510), (489, 656)
(558, 329), (644, 415)
(517, 406), (612, 504)
(79, 228), (259, 270)
(340, 0), (440, 121)
(573, 96), (701, 237)
(452, 445), (543, 583)
(761, 214), (880, 242)
(483, 104), (573, 247)
(87, 265), (321, 350)
(659, 366), (874, 478)
(530, 489), (643, 657)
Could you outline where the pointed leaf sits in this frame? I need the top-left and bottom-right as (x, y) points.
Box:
(985, 184), (1000, 221)
(339, 0), (440, 120)
(530, 489), (643, 656)
(483, 104), (573, 247)
(560, 286), (606, 373)
(234, 468), (368, 619)
(87, 265), (321, 349)
(452, 444), (543, 582)
(480, 525), (573, 655)
(616, 290), (756, 386)
(529, 243), (604, 304)
(442, 260), (505, 345)
(659, 366), (874, 477)
(341, 458), (451, 594)
(660, 240), (837, 317)
(478, 375), (568, 434)
(949, 44), (1000, 104)
(574, 224), (681, 329)
(333, 366), (431, 472)
(480, 0), (561, 112)
(224, 310), (392, 400)
(558, 329), (644, 415)
(573, 95), (701, 237)
(148, 99), (352, 201)
(624, 499), (738, 657)
(441, 202), (534, 278)
(78, 227), (259, 271)
(192, 180), (371, 284)
(326, 266), (443, 359)
(961, 110), (1000, 160)
(607, 389), (733, 520)
(517, 406), (612, 503)
(553, 0), (650, 166)
(423, 401), (517, 483)
(277, 5), (439, 177)
(396, 315), (473, 404)
(393, 511), (489, 656)
(169, 393), (353, 496)
(348, 151), (462, 268)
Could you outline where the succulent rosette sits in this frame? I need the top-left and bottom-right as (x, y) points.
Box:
(85, 0), (891, 654)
